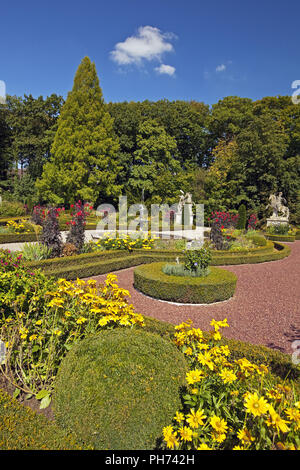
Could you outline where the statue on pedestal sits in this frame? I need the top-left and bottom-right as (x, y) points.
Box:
(266, 192), (289, 219)
(266, 192), (289, 227)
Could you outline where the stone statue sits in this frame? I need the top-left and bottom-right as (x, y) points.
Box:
(175, 191), (194, 227)
(266, 192), (289, 220)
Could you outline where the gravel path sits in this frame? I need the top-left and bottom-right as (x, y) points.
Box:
(88, 242), (300, 355)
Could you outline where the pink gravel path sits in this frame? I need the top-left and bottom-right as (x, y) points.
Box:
(88, 242), (300, 354)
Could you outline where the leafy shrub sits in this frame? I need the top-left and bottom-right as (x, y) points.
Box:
(247, 213), (258, 231)
(183, 246), (212, 273)
(31, 205), (46, 226)
(162, 319), (300, 450)
(236, 204), (247, 230)
(53, 328), (188, 450)
(0, 200), (26, 218)
(21, 242), (53, 261)
(61, 242), (78, 257)
(267, 224), (289, 235)
(245, 233), (267, 247)
(209, 212), (238, 250)
(40, 207), (62, 258)
(66, 201), (92, 251)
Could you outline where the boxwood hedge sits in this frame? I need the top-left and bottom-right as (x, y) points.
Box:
(53, 328), (188, 450)
(21, 241), (291, 280)
(0, 389), (85, 450)
(265, 234), (295, 242)
(134, 262), (237, 303)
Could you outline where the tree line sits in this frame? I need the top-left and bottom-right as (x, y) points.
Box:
(0, 56), (299, 223)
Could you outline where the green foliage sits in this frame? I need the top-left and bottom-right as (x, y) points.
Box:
(134, 262), (237, 303)
(0, 389), (84, 450)
(236, 204), (247, 230)
(0, 200), (26, 217)
(36, 57), (121, 205)
(183, 246), (212, 273)
(21, 242), (52, 261)
(266, 224), (289, 235)
(53, 328), (188, 450)
(162, 263), (210, 278)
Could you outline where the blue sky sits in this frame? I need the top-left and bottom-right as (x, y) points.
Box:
(1, 0), (299, 105)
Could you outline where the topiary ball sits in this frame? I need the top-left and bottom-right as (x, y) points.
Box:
(53, 328), (187, 450)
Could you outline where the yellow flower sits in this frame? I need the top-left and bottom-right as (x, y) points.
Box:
(178, 426), (193, 442)
(35, 320), (42, 325)
(237, 428), (255, 445)
(53, 329), (62, 336)
(244, 392), (269, 417)
(186, 369), (204, 385)
(284, 407), (300, 427)
(210, 415), (228, 434)
(29, 334), (38, 342)
(186, 409), (206, 428)
(266, 406), (290, 434)
(98, 317), (110, 327)
(212, 431), (226, 443)
(218, 368), (237, 384)
(174, 411), (184, 423)
(197, 351), (214, 370)
(76, 317), (87, 325)
(197, 443), (212, 450)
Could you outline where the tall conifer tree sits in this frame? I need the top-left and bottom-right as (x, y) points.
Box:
(36, 57), (121, 205)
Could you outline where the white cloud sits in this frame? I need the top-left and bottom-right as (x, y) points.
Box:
(216, 64), (226, 72)
(110, 26), (176, 66)
(154, 64), (176, 76)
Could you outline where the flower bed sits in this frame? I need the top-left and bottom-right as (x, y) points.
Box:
(134, 262), (237, 304)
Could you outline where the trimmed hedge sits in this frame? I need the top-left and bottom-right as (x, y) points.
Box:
(53, 328), (188, 450)
(140, 316), (300, 386)
(0, 232), (37, 244)
(0, 389), (85, 450)
(265, 234), (295, 242)
(134, 262), (237, 304)
(296, 229), (300, 240)
(21, 241), (291, 280)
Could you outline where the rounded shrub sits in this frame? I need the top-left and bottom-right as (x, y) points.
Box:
(134, 262), (237, 303)
(53, 328), (188, 450)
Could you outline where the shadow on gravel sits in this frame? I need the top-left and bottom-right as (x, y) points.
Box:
(267, 324), (300, 353)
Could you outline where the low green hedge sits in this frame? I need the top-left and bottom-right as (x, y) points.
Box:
(22, 241), (291, 280)
(265, 234), (295, 242)
(0, 232), (37, 244)
(0, 388), (85, 450)
(53, 328), (188, 450)
(43, 254), (147, 280)
(140, 316), (300, 386)
(296, 229), (300, 240)
(134, 262), (237, 304)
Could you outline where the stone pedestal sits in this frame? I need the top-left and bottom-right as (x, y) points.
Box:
(266, 217), (289, 227)
(175, 211), (182, 226)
